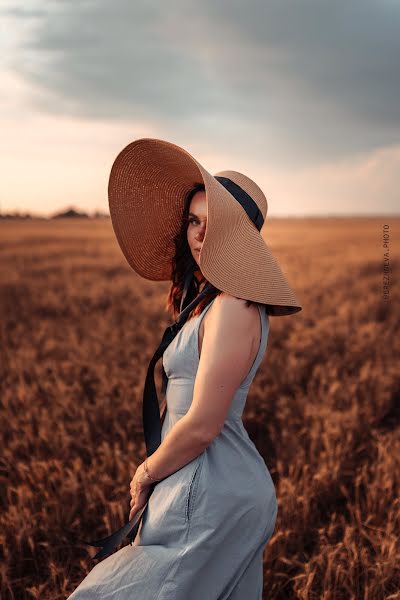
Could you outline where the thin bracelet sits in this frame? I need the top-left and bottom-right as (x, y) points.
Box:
(144, 458), (163, 481)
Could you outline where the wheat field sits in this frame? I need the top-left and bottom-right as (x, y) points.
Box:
(0, 217), (399, 599)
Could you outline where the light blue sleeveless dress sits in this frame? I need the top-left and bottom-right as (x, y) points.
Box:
(68, 297), (278, 599)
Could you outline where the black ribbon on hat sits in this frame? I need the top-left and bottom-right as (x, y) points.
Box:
(71, 176), (262, 559)
(214, 176), (264, 232)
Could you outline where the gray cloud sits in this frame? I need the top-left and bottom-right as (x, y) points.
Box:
(3, 0), (400, 165)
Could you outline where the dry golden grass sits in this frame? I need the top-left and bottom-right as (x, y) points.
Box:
(0, 217), (399, 600)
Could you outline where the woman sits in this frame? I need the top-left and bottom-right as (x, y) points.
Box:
(67, 138), (302, 599)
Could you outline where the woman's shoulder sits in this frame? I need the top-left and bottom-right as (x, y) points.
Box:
(214, 291), (260, 312)
(209, 292), (261, 333)
(199, 293), (262, 368)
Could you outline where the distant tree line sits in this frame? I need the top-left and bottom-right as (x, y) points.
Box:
(0, 207), (110, 220)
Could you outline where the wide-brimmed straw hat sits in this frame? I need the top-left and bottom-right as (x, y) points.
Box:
(108, 137), (302, 316)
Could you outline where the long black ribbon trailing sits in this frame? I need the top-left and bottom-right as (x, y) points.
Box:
(78, 277), (217, 559)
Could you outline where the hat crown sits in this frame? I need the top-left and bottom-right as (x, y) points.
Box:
(213, 170), (268, 220)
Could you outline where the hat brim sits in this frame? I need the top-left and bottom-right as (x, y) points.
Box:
(108, 138), (302, 316)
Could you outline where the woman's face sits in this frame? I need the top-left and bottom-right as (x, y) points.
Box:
(187, 190), (207, 267)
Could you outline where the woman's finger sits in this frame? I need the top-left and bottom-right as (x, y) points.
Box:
(128, 477), (152, 521)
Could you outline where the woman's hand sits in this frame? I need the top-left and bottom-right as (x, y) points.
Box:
(128, 463), (154, 521)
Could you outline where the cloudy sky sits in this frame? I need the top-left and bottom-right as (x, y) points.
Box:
(1, 0), (399, 216)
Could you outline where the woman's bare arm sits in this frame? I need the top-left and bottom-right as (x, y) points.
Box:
(143, 293), (260, 481)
